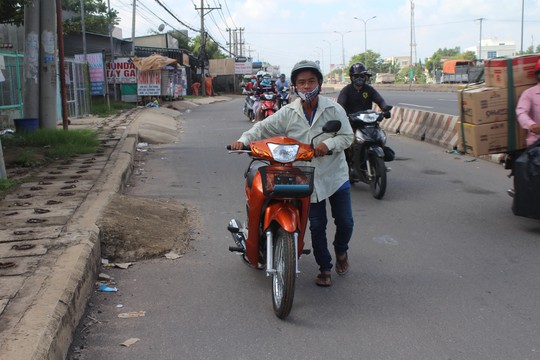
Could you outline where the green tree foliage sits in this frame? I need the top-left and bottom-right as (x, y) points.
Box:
(61, 0), (119, 35)
(0, 0), (29, 26)
(190, 35), (226, 60)
(169, 30), (190, 50)
(517, 45), (540, 55)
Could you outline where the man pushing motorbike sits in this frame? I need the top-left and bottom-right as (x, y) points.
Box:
(337, 62), (393, 180)
(230, 60), (354, 287)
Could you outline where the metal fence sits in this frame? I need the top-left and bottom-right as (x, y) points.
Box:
(64, 58), (90, 118)
(0, 52), (23, 129)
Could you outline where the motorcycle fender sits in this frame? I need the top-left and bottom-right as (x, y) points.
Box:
(263, 203), (299, 233)
(368, 146), (385, 159)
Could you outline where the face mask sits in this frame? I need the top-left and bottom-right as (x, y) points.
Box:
(353, 76), (366, 87)
(297, 86), (319, 103)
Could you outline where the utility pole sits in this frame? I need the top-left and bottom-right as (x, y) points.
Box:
(239, 28), (244, 56)
(131, 0), (136, 55)
(476, 18), (485, 60)
(56, 0), (69, 130)
(195, 0), (220, 96)
(80, 0), (87, 60)
(40, 0), (58, 129)
(520, 0), (524, 53)
(107, 0), (117, 100)
(23, 0), (40, 121)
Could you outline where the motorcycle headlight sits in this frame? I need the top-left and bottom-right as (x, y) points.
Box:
(267, 143), (299, 163)
(357, 113), (378, 123)
(355, 129), (366, 143)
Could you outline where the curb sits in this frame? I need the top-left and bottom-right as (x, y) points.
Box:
(0, 110), (140, 360)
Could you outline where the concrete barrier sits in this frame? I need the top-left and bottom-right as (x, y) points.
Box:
(380, 106), (459, 150)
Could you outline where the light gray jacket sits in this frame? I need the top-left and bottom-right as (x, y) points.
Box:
(237, 95), (354, 202)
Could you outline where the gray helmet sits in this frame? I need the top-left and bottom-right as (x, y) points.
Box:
(290, 60), (323, 85)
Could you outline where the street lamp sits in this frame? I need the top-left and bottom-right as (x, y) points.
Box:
(316, 46), (325, 76)
(323, 40), (332, 73)
(334, 31), (351, 70)
(353, 16), (376, 53)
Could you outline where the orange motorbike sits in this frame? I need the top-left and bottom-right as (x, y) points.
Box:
(227, 120), (341, 319)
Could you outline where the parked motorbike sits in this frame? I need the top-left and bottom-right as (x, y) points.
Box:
(347, 107), (393, 199)
(227, 120), (342, 319)
(257, 90), (279, 120)
(278, 88), (290, 108)
(243, 93), (256, 121)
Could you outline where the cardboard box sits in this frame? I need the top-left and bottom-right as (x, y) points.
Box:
(457, 121), (527, 157)
(484, 55), (540, 88)
(458, 86), (508, 125)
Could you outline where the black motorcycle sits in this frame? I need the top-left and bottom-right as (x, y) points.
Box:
(347, 107), (394, 199)
(243, 93), (256, 121)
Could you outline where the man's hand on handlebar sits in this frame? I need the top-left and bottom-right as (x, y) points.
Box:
(314, 142), (330, 157)
(230, 141), (245, 150)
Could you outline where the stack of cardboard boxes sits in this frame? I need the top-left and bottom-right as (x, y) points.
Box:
(457, 54), (540, 156)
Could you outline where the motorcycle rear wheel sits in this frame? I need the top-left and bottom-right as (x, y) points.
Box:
(272, 227), (296, 319)
(368, 155), (387, 199)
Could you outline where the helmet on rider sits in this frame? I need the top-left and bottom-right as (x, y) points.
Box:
(291, 60), (323, 103)
(256, 70), (265, 79)
(349, 62), (370, 87)
(534, 59), (540, 75)
(290, 60), (323, 86)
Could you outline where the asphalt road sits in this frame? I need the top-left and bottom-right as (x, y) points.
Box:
(69, 98), (540, 360)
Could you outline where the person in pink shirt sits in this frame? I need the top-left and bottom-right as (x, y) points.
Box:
(516, 59), (540, 146)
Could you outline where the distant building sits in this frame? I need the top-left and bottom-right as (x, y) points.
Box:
(384, 56), (411, 69)
(465, 38), (515, 60)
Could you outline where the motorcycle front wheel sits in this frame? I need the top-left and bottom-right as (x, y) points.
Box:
(272, 227), (296, 319)
(368, 154), (387, 199)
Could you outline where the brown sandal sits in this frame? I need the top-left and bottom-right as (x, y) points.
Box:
(335, 253), (349, 275)
(316, 272), (332, 287)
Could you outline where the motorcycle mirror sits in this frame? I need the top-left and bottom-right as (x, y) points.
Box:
(322, 120), (341, 133)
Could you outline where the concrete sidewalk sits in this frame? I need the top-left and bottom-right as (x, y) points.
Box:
(0, 96), (230, 360)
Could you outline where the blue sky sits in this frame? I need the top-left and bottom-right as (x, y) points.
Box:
(111, 0), (540, 75)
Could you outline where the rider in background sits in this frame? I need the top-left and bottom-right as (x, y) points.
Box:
(337, 62), (392, 176)
(251, 71), (266, 122)
(275, 73), (291, 108)
(254, 73), (274, 121)
(516, 59), (540, 147)
(337, 62), (391, 122)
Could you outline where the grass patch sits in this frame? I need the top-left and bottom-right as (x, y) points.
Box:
(0, 177), (25, 193)
(2, 128), (100, 167)
(91, 96), (137, 117)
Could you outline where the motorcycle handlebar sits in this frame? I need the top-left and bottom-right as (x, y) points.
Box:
(227, 145), (333, 156)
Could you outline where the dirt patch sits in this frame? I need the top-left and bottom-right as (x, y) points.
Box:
(97, 194), (199, 262)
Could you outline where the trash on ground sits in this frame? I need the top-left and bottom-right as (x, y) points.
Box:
(118, 311), (146, 319)
(121, 338), (140, 347)
(98, 273), (113, 281)
(464, 158), (478, 162)
(103, 262), (133, 269)
(164, 252), (182, 260)
(114, 262), (132, 269)
(446, 149), (463, 155)
(97, 283), (118, 292)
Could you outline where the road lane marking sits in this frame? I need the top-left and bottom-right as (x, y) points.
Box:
(398, 103), (434, 109)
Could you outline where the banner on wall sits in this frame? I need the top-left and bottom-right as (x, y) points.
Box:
(106, 57), (136, 84)
(75, 53), (105, 95)
(137, 70), (161, 96)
